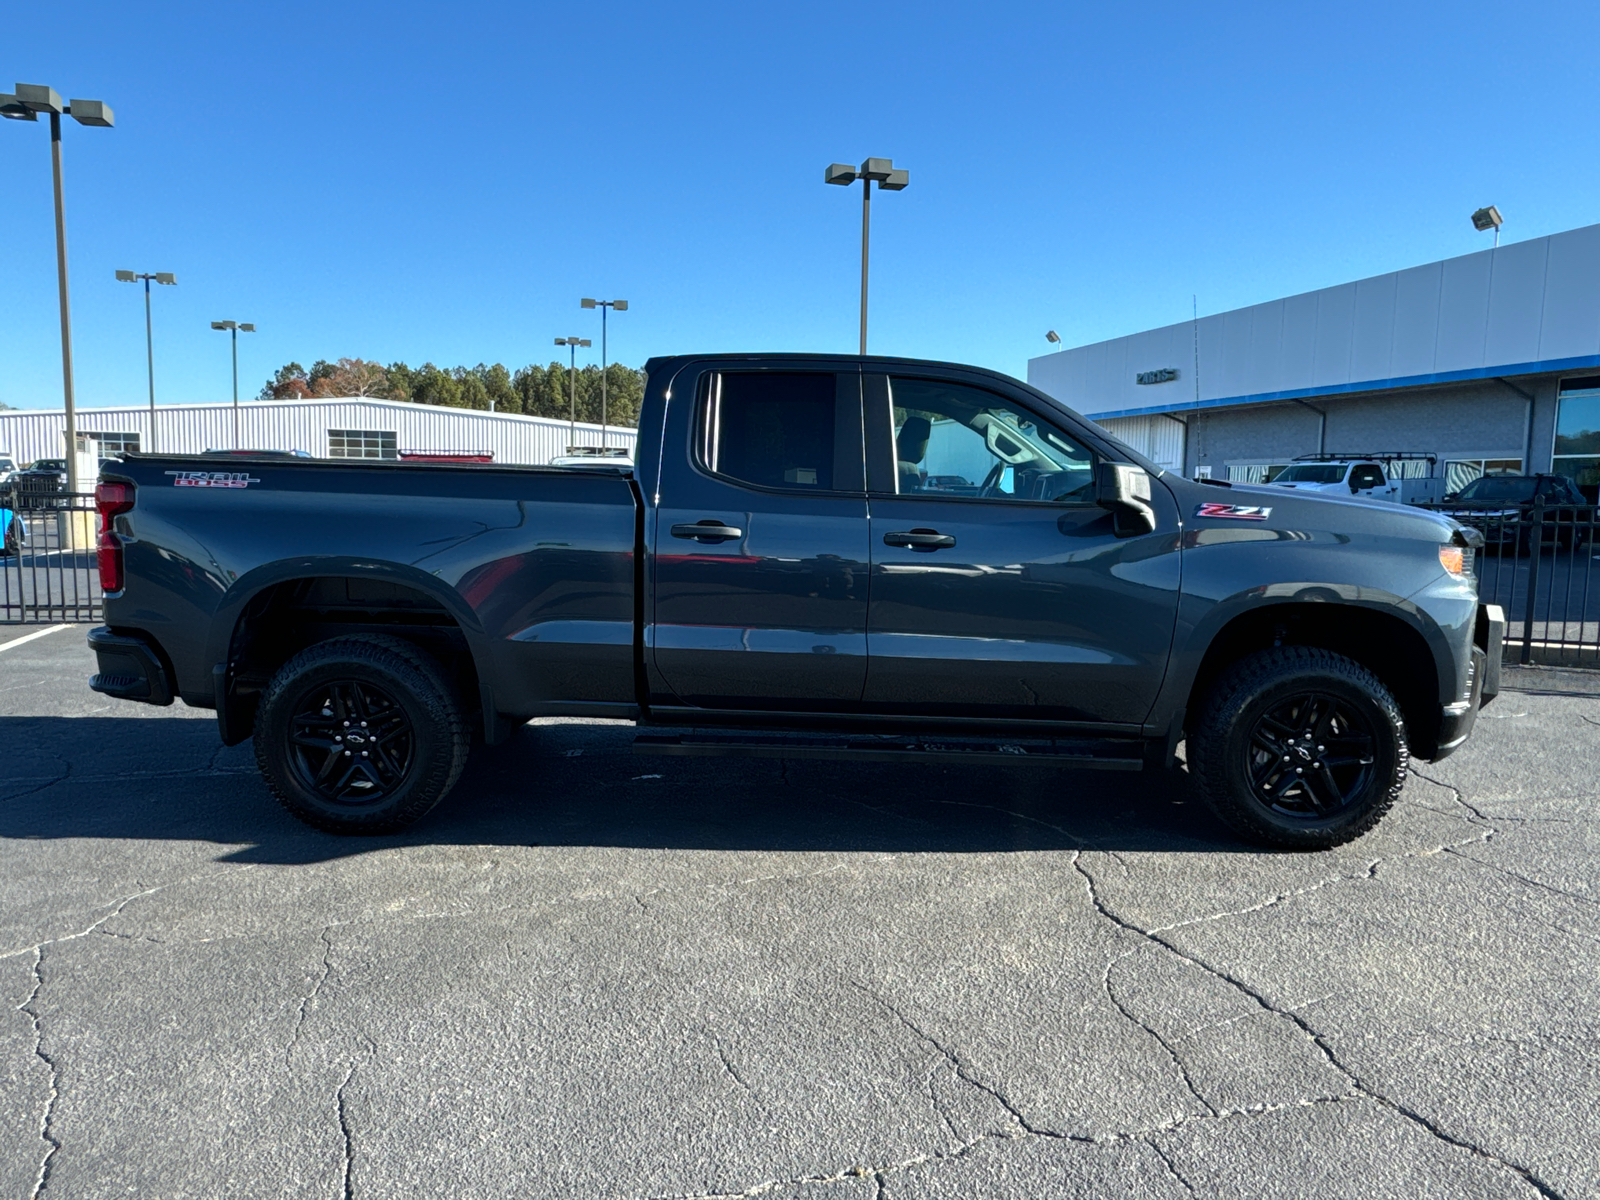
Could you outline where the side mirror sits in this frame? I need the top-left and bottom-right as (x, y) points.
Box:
(1095, 462), (1156, 536)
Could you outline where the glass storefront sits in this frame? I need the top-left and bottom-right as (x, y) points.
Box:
(1555, 376), (1600, 501)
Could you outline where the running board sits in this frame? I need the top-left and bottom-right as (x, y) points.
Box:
(633, 731), (1146, 770)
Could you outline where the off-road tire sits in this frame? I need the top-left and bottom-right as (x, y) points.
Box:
(255, 635), (470, 834)
(1188, 646), (1408, 849)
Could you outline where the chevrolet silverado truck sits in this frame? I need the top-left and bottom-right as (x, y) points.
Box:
(86, 354), (1504, 848)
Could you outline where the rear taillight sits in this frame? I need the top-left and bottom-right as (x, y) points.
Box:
(95, 482), (134, 593)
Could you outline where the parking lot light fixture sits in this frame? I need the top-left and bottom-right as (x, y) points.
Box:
(1045, 330), (1061, 346)
(3, 82), (115, 495)
(211, 320), (256, 449)
(825, 156), (910, 354)
(554, 337), (592, 452)
(581, 299), (629, 448)
(118, 270), (177, 452)
(1472, 205), (1504, 248)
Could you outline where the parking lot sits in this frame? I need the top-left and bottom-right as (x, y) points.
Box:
(2, 627), (1597, 1199)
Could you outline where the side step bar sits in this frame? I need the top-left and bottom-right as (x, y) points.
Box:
(633, 731), (1146, 770)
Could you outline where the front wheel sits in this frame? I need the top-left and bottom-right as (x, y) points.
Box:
(1188, 646), (1407, 849)
(255, 635), (470, 834)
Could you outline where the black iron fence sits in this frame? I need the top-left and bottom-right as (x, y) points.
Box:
(1424, 499), (1600, 666)
(0, 487), (102, 625)
(2, 484), (1595, 666)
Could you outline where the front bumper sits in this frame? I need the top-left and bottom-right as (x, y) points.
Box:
(87, 626), (174, 706)
(1431, 603), (1505, 761)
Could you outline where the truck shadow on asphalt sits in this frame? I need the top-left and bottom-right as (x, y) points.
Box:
(0, 716), (1242, 863)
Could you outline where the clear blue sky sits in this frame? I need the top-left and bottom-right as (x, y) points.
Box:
(4, 0), (1597, 411)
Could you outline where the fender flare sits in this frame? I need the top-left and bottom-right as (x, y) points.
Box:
(205, 557), (500, 744)
(1144, 584), (1455, 740)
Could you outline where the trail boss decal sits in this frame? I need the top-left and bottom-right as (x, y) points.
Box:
(166, 471), (261, 489)
(1195, 502), (1272, 520)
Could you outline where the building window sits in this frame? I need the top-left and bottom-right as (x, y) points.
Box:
(79, 432), (140, 459)
(327, 429), (397, 459)
(1554, 376), (1600, 500)
(1444, 458), (1523, 495)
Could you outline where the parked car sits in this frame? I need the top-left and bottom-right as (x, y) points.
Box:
(87, 353), (1502, 850)
(1264, 454), (1444, 505)
(1439, 474), (1593, 552)
(11, 459), (69, 508)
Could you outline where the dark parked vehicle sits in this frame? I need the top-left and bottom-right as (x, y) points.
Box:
(86, 354), (1502, 849)
(11, 458), (69, 507)
(1440, 474), (1593, 551)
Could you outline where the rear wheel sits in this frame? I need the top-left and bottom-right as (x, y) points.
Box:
(255, 635), (470, 834)
(1188, 646), (1407, 849)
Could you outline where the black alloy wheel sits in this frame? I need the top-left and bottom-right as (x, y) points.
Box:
(287, 680), (415, 807)
(1189, 646), (1407, 849)
(255, 635), (470, 834)
(1245, 692), (1376, 820)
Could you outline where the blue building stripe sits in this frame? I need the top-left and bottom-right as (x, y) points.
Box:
(1086, 354), (1600, 422)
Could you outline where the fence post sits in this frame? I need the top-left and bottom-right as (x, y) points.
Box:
(1519, 497), (1545, 665)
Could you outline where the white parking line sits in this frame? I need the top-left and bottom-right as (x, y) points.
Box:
(0, 624), (73, 652)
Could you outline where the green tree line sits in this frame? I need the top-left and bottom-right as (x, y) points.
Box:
(259, 358), (645, 427)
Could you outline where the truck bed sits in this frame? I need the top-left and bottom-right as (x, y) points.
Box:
(101, 453), (641, 727)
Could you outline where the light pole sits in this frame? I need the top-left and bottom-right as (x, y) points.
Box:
(210, 321), (256, 449)
(554, 337), (591, 453)
(1472, 205), (1504, 249)
(1045, 330), (1062, 349)
(824, 157), (909, 355)
(580, 298), (628, 449)
(117, 271), (176, 452)
(1, 83), (114, 495)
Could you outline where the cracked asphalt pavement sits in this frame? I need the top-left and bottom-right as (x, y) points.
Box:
(3, 626), (1599, 1198)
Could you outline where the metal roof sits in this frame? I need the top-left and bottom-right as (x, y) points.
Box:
(1029, 222), (1600, 419)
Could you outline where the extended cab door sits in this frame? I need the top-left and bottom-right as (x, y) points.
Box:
(861, 371), (1181, 726)
(648, 364), (870, 711)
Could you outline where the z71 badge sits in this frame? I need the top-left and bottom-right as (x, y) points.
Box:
(165, 471), (260, 489)
(1195, 502), (1271, 520)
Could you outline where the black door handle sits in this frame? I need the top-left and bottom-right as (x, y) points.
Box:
(884, 528), (956, 550)
(671, 521), (744, 542)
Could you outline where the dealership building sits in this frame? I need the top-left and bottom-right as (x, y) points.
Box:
(1028, 221), (1600, 499)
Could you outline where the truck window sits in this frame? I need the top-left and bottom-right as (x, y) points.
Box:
(1274, 464), (1346, 483)
(697, 372), (838, 491)
(1349, 465), (1386, 489)
(884, 377), (1095, 503)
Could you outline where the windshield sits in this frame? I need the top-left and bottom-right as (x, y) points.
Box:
(1457, 476), (1535, 502)
(1275, 464), (1347, 483)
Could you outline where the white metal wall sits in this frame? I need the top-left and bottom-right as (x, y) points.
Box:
(0, 398), (637, 468)
(1029, 222), (1600, 418)
(1094, 414), (1185, 471)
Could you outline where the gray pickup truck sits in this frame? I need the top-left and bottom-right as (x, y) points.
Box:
(87, 353), (1503, 848)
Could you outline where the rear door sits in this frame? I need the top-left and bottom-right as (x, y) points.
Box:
(649, 365), (870, 711)
(861, 371), (1181, 727)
